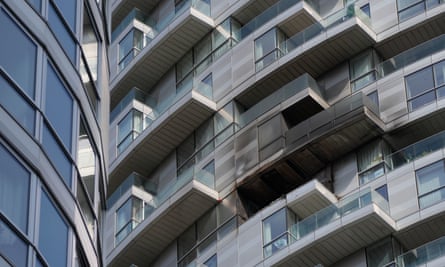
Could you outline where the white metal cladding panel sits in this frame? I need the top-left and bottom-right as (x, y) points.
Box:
(218, 237), (239, 267)
(330, 250), (367, 267)
(212, 52), (233, 103)
(237, 216), (263, 267)
(235, 125), (259, 177)
(378, 72), (408, 123)
(332, 153), (359, 198)
(232, 35), (255, 89)
(370, 0), (398, 34)
(319, 62), (350, 105)
(215, 139), (236, 192)
(387, 169), (419, 220)
(210, 0), (230, 19)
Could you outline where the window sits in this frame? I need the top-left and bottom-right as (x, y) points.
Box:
(77, 121), (96, 202)
(48, 2), (77, 64)
(376, 185), (389, 201)
(367, 91), (379, 107)
(42, 122), (72, 186)
(255, 28), (287, 72)
(53, 0), (77, 31)
(118, 29), (144, 70)
(263, 208), (295, 257)
(27, 0), (41, 12)
(115, 197), (144, 244)
(0, 143), (30, 233)
(349, 50), (379, 91)
(405, 60), (445, 111)
(39, 190), (69, 267)
(398, 0), (444, 22)
(366, 237), (401, 267)
(360, 4), (371, 17)
(0, 74), (36, 135)
(204, 254), (217, 267)
(416, 160), (445, 209)
(45, 63), (74, 151)
(117, 109), (143, 153)
(357, 140), (391, 185)
(0, 219), (27, 267)
(0, 8), (37, 98)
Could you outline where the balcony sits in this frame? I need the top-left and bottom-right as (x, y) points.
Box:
(375, 0), (445, 59)
(396, 236), (445, 267)
(286, 179), (337, 218)
(250, 3), (376, 97)
(111, 0), (160, 36)
(266, 190), (396, 267)
(105, 166), (218, 267)
(109, 79), (216, 192)
(110, 0), (214, 107)
(285, 92), (385, 178)
(233, 0), (319, 40)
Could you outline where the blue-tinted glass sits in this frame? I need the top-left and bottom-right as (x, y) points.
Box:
(39, 191), (68, 267)
(204, 254), (217, 267)
(0, 75), (35, 134)
(0, 219), (28, 267)
(360, 4), (371, 17)
(406, 67), (434, 98)
(0, 143), (30, 233)
(45, 64), (73, 150)
(434, 60), (445, 87)
(27, 0), (41, 12)
(48, 3), (77, 64)
(0, 8), (37, 98)
(53, 0), (76, 31)
(376, 185), (389, 201)
(42, 123), (72, 186)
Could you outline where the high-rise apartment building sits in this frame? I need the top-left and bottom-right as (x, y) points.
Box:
(104, 0), (445, 266)
(0, 0), (108, 266)
(3, 0), (445, 267)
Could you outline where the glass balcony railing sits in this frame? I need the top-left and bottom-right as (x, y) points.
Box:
(112, 164), (215, 245)
(396, 236), (445, 267)
(112, 78), (213, 154)
(385, 130), (445, 172)
(238, 73), (323, 128)
(377, 34), (445, 78)
(263, 189), (389, 258)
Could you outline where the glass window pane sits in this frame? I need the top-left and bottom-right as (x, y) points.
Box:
(0, 8), (37, 98)
(82, 9), (99, 82)
(398, 0), (423, 10)
(406, 67), (434, 98)
(195, 35), (212, 64)
(408, 91), (436, 111)
(417, 161), (445, 195)
(367, 237), (394, 267)
(203, 254), (217, 267)
(78, 122), (96, 201)
(0, 144), (30, 233)
(46, 64), (73, 150)
(434, 60), (445, 87)
(39, 190), (69, 267)
(48, 3), (77, 63)
(53, 0), (77, 31)
(178, 225), (196, 258)
(76, 179), (95, 237)
(176, 51), (193, 82)
(197, 208), (217, 240)
(255, 29), (277, 60)
(399, 2), (425, 21)
(0, 219), (27, 267)
(0, 75), (35, 134)
(42, 123), (72, 186)
(27, 0), (41, 12)
(263, 208), (286, 244)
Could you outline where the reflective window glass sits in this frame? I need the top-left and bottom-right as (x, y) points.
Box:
(27, 0), (41, 12)
(45, 63), (73, 150)
(48, 3), (77, 63)
(53, 0), (77, 31)
(0, 219), (27, 267)
(82, 7), (99, 82)
(417, 161), (445, 208)
(39, 190), (69, 267)
(434, 60), (445, 87)
(78, 121), (96, 202)
(42, 123), (72, 186)
(0, 8), (37, 98)
(263, 208), (288, 257)
(0, 75), (35, 134)
(204, 254), (217, 267)
(0, 143), (30, 233)
(406, 67), (434, 98)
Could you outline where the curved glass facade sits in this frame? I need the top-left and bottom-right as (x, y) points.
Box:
(0, 0), (107, 266)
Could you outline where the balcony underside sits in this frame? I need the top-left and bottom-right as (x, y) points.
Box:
(232, 0), (281, 24)
(111, 0), (161, 29)
(375, 9), (445, 59)
(286, 180), (337, 218)
(238, 94), (383, 209)
(106, 181), (218, 267)
(395, 203), (445, 251)
(110, 10), (214, 108)
(272, 205), (396, 267)
(109, 93), (215, 192)
(249, 18), (376, 103)
(385, 105), (445, 150)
